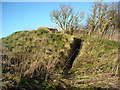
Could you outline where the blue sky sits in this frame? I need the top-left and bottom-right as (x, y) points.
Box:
(2, 2), (93, 38)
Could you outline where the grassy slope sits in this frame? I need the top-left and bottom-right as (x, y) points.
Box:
(2, 28), (72, 89)
(66, 35), (119, 89)
(1, 28), (120, 89)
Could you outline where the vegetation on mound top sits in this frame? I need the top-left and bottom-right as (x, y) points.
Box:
(70, 35), (119, 75)
(2, 28), (72, 89)
(69, 35), (119, 88)
(1, 28), (120, 89)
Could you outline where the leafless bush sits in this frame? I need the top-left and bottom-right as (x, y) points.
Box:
(86, 2), (118, 36)
(50, 4), (84, 34)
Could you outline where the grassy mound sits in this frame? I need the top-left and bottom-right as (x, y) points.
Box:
(67, 35), (120, 89)
(1, 28), (120, 89)
(2, 28), (72, 89)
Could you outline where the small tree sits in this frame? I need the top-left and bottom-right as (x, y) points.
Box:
(50, 4), (84, 34)
(87, 2), (117, 36)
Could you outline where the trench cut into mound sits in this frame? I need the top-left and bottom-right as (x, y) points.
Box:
(63, 38), (83, 74)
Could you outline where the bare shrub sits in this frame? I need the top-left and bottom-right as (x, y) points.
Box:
(50, 4), (84, 34)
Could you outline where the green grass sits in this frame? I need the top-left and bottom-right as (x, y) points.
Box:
(1, 29), (119, 89)
(71, 35), (119, 76)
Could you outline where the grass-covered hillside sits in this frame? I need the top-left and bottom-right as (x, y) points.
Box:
(1, 27), (120, 89)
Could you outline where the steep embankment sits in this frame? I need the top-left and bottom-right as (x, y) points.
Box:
(1, 28), (120, 89)
(1, 28), (73, 89)
(63, 35), (120, 89)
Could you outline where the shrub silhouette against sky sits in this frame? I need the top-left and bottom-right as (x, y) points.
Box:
(50, 4), (84, 34)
